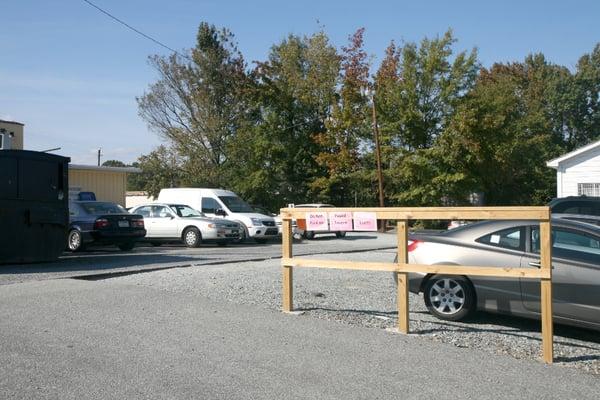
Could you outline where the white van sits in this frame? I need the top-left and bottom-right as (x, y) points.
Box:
(157, 188), (277, 243)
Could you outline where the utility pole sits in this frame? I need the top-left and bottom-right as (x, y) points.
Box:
(370, 93), (386, 232)
(97, 148), (102, 166)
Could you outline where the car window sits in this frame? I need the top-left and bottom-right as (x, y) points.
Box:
(151, 205), (172, 218)
(476, 227), (524, 251)
(170, 205), (204, 218)
(218, 196), (254, 212)
(202, 198), (220, 214)
(135, 206), (152, 218)
(531, 227), (600, 264)
(80, 202), (126, 215)
(552, 200), (600, 216)
(69, 202), (80, 217)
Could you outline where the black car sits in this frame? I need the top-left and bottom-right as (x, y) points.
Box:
(67, 201), (146, 251)
(549, 196), (600, 226)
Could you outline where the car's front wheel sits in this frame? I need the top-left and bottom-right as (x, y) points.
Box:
(423, 275), (476, 321)
(183, 227), (202, 248)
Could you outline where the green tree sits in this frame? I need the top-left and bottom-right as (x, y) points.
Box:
(134, 145), (184, 198)
(312, 28), (370, 205)
(137, 22), (251, 187)
(224, 31), (340, 209)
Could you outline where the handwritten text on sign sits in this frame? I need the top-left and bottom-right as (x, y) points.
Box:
(328, 212), (353, 231)
(353, 212), (378, 231)
(305, 212), (329, 231)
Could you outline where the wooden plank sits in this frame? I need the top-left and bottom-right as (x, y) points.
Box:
(280, 206), (550, 221)
(540, 220), (554, 363)
(282, 219), (293, 312)
(281, 258), (550, 279)
(397, 220), (409, 334)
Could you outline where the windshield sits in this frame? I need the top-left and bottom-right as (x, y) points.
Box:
(218, 196), (254, 213)
(169, 204), (205, 218)
(80, 202), (126, 215)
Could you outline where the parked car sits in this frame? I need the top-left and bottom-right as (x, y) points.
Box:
(549, 196), (600, 226)
(128, 203), (241, 247)
(67, 201), (146, 251)
(294, 204), (347, 239)
(157, 188), (277, 244)
(401, 218), (600, 331)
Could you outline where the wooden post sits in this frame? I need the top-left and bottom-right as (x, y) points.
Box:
(540, 219), (553, 363)
(282, 218), (293, 312)
(397, 220), (409, 333)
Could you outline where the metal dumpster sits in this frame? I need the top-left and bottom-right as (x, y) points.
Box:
(0, 150), (70, 264)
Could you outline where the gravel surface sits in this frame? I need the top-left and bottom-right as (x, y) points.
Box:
(105, 247), (600, 377)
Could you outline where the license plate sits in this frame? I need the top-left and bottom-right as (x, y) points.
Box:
(118, 220), (130, 228)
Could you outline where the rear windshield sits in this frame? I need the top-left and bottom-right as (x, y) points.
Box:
(80, 202), (126, 215)
(218, 196), (254, 213)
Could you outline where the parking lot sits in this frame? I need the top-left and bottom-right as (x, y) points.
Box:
(2, 232), (600, 398)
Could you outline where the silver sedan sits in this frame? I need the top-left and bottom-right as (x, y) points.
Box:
(403, 218), (600, 331)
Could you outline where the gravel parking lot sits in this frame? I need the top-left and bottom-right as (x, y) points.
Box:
(95, 239), (600, 377)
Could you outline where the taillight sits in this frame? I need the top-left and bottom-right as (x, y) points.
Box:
(132, 218), (144, 228)
(94, 218), (110, 229)
(407, 240), (422, 252)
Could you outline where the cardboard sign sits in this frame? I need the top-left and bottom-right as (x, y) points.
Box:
(329, 212), (353, 231)
(353, 212), (378, 231)
(305, 212), (329, 231)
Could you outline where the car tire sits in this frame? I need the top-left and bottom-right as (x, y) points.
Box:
(254, 238), (268, 244)
(232, 227), (246, 244)
(67, 229), (84, 252)
(118, 242), (135, 251)
(183, 227), (202, 248)
(423, 275), (476, 321)
(304, 230), (315, 240)
(335, 231), (346, 238)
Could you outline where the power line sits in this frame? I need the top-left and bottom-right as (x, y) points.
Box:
(81, 0), (190, 60)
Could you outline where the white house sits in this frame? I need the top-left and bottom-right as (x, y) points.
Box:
(546, 140), (600, 197)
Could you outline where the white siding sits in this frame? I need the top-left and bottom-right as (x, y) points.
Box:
(559, 146), (600, 197)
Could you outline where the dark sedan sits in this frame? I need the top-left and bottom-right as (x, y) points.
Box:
(67, 201), (146, 251)
(402, 218), (600, 331)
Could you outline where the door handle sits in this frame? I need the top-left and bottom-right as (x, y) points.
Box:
(528, 260), (553, 269)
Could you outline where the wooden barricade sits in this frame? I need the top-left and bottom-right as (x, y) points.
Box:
(280, 207), (554, 363)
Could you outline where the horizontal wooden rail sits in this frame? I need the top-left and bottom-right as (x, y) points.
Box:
(281, 258), (551, 279)
(280, 206), (550, 221)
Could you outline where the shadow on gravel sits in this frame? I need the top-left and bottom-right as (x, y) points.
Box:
(299, 306), (600, 359)
(0, 254), (201, 275)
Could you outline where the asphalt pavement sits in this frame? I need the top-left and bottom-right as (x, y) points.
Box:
(2, 278), (600, 400)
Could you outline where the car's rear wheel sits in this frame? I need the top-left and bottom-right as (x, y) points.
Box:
(423, 275), (476, 321)
(304, 230), (315, 240)
(67, 229), (84, 252)
(183, 227), (202, 248)
(118, 242), (135, 251)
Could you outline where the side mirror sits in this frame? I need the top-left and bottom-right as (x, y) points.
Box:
(215, 208), (227, 216)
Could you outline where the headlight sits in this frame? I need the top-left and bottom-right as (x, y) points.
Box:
(251, 218), (262, 227)
(207, 223), (216, 228)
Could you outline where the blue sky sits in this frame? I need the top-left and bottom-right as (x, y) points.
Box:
(1, 0), (599, 164)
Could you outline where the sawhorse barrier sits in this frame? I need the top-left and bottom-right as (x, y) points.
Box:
(279, 207), (554, 363)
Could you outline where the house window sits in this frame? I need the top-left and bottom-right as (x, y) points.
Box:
(578, 183), (600, 196)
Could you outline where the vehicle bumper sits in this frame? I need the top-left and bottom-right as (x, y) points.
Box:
(248, 226), (280, 238)
(201, 228), (240, 242)
(408, 272), (426, 294)
(90, 229), (146, 243)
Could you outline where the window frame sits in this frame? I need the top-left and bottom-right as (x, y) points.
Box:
(475, 226), (526, 251)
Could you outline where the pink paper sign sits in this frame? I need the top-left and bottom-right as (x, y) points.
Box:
(305, 212), (329, 231)
(329, 212), (353, 231)
(353, 212), (378, 231)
